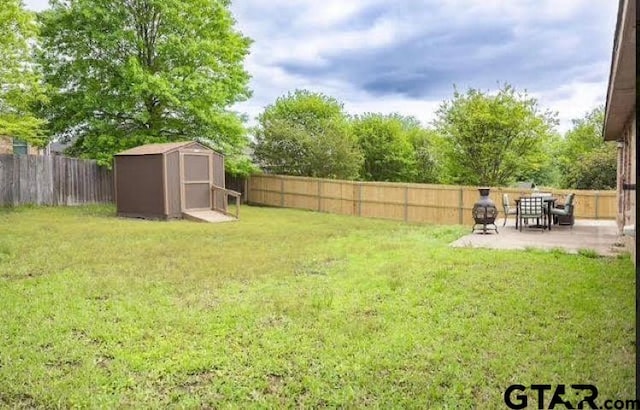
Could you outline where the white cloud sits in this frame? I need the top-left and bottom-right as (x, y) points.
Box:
(345, 98), (441, 126)
(262, 17), (413, 66)
(294, 1), (369, 28)
(23, 0), (47, 11)
(536, 82), (608, 133)
(438, 0), (592, 24)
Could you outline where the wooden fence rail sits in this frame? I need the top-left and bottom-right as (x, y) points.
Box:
(0, 155), (114, 206)
(247, 174), (617, 226)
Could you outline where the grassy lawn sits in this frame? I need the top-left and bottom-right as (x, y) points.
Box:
(0, 205), (634, 408)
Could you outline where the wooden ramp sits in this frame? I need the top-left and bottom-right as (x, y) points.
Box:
(182, 210), (237, 223)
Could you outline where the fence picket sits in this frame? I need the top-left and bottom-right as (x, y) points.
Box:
(0, 155), (114, 206)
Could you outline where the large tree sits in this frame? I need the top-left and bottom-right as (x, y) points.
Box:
(399, 116), (440, 184)
(0, 0), (47, 146)
(351, 113), (439, 183)
(557, 106), (616, 189)
(252, 90), (363, 179)
(560, 106), (606, 160)
(39, 0), (252, 168)
(352, 113), (417, 182)
(434, 84), (557, 187)
(564, 144), (617, 190)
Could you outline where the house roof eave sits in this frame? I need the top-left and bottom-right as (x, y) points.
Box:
(603, 0), (636, 141)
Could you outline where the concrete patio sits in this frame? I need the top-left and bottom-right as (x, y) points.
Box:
(450, 219), (625, 256)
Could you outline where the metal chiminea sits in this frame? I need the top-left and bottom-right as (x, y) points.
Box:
(472, 187), (499, 234)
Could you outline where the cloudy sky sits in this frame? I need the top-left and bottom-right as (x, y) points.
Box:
(24, 0), (618, 134)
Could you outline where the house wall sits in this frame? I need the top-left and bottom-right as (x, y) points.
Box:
(618, 113), (636, 263)
(0, 138), (41, 155)
(0, 139), (11, 154)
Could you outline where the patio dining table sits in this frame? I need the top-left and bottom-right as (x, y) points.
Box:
(514, 196), (558, 231)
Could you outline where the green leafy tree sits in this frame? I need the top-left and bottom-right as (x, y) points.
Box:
(560, 106), (606, 161)
(351, 113), (440, 183)
(564, 144), (617, 190)
(0, 0), (47, 146)
(352, 113), (416, 182)
(557, 106), (616, 189)
(252, 90), (363, 179)
(434, 84), (557, 187)
(512, 131), (563, 187)
(402, 117), (441, 184)
(38, 0), (252, 170)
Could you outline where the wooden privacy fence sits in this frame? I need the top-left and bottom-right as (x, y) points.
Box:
(225, 172), (248, 203)
(0, 155), (114, 206)
(247, 174), (617, 226)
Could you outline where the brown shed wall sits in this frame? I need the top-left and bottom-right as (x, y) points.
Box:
(115, 154), (166, 218)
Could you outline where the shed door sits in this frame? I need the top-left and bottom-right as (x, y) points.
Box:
(180, 151), (213, 211)
(212, 152), (225, 210)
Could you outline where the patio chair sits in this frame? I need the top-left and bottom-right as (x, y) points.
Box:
(518, 196), (545, 232)
(550, 193), (575, 228)
(502, 193), (517, 227)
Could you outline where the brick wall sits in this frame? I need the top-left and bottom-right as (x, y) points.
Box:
(619, 113), (636, 264)
(0, 138), (12, 154)
(0, 138), (42, 155)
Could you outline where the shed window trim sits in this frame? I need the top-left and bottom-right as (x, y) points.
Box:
(183, 180), (211, 184)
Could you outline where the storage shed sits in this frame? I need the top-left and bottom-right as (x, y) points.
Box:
(114, 141), (238, 221)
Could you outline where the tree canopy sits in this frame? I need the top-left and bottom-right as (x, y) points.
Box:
(0, 0), (47, 146)
(251, 90), (363, 179)
(434, 84), (557, 187)
(408, 125), (441, 184)
(352, 113), (417, 182)
(557, 106), (616, 189)
(560, 106), (606, 161)
(564, 144), (617, 190)
(352, 113), (439, 183)
(38, 0), (252, 169)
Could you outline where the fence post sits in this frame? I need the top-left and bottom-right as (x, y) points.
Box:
(357, 183), (362, 216)
(459, 188), (464, 225)
(244, 177), (249, 204)
(594, 191), (599, 220)
(280, 177), (284, 207)
(317, 180), (322, 212)
(404, 186), (409, 222)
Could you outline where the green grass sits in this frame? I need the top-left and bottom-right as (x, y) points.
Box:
(0, 205), (635, 408)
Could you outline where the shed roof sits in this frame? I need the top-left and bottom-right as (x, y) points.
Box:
(116, 141), (206, 156)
